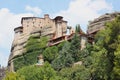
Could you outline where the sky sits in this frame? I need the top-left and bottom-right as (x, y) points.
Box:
(0, 0), (120, 67)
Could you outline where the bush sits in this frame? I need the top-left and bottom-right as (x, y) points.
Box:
(17, 62), (63, 80)
(3, 72), (25, 80)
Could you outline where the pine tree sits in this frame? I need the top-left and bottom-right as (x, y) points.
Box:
(69, 33), (81, 62)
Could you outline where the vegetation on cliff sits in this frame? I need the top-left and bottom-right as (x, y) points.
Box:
(4, 16), (120, 80)
(13, 36), (48, 71)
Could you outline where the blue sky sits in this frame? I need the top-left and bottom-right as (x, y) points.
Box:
(0, 0), (120, 67)
(0, 0), (70, 15)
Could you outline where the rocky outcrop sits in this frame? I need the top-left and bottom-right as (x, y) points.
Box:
(87, 12), (120, 43)
(87, 12), (120, 34)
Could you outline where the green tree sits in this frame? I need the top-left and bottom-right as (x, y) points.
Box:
(52, 41), (74, 71)
(17, 62), (63, 80)
(43, 46), (58, 63)
(80, 43), (93, 67)
(23, 36), (43, 65)
(112, 44), (120, 79)
(3, 72), (25, 80)
(59, 65), (91, 80)
(39, 37), (48, 48)
(25, 36), (41, 53)
(25, 36), (48, 53)
(75, 24), (82, 33)
(69, 33), (81, 62)
(57, 41), (67, 51)
(110, 16), (120, 80)
(90, 16), (120, 80)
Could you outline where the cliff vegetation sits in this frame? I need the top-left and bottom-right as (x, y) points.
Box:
(4, 16), (120, 80)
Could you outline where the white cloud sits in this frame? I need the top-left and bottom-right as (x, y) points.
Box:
(55, 0), (113, 32)
(0, 8), (34, 66)
(25, 5), (42, 16)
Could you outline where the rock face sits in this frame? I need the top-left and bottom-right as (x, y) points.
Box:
(87, 12), (120, 35)
(87, 12), (120, 43)
(8, 14), (68, 71)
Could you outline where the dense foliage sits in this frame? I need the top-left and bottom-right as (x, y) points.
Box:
(52, 41), (74, 71)
(17, 62), (64, 80)
(13, 36), (48, 71)
(43, 46), (58, 63)
(90, 16), (120, 80)
(3, 72), (25, 80)
(69, 33), (81, 62)
(59, 65), (91, 80)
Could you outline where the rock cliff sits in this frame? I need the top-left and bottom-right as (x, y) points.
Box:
(87, 12), (120, 34)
